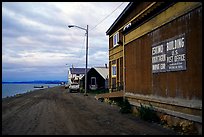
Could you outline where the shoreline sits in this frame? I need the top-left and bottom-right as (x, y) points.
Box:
(2, 84), (60, 99)
(2, 88), (41, 101)
(2, 86), (60, 101)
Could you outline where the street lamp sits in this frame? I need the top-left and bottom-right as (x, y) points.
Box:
(68, 25), (88, 96)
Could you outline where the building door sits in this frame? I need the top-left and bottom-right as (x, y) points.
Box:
(91, 77), (96, 85)
(90, 77), (97, 90)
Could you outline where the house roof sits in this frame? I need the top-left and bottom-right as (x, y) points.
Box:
(94, 67), (109, 79)
(70, 68), (90, 74)
(81, 67), (109, 80)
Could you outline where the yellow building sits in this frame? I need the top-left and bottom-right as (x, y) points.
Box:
(106, 2), (202, 134)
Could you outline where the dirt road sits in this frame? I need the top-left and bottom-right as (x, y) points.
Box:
(2, 86), (177, 135)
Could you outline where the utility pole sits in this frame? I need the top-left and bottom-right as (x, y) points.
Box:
(72, 64), (74, 83)
(68, 24), (88, 96)
(84, 25), (88, 96)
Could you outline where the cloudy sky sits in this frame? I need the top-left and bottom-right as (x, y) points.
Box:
(2, 2), (129, 82)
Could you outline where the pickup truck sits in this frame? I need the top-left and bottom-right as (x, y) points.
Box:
(69, 83), (80, 92)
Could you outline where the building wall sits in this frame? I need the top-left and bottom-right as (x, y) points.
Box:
(109, 30), (124, 90)
(108, 2), (163, 91)
(124, 3), (202, 125)
(107, 2), (202, 133)
(109, 57), (123, 91)
(124, 4), (202, 99)
(125, 35), (152, 94)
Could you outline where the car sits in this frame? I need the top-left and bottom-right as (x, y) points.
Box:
(69, 83), (80, 92)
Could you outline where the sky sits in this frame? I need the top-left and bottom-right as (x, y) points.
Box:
(2, 2), (129, 82)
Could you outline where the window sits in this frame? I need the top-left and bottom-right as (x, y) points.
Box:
(112, 65), (116, 77)
(113, 32), (119, 47)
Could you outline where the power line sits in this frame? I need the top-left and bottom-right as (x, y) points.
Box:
(90, 2), (125, 31)
(74, 34), (86, 67)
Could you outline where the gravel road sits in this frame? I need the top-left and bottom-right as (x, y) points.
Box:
(2, 86), (177, 135)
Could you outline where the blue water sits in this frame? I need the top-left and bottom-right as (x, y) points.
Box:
(2, 84), (59, 98)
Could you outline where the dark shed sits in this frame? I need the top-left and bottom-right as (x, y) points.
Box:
(81, 67), (109, 90)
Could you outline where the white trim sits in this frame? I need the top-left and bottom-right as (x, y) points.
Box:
(112, 64), (116, 77)
(113, 32), (119, 47)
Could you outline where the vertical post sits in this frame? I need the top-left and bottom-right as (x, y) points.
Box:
(68, 66), (69, 84)
(72, 64), (74, 82)
(84, 25), (88, 96)
(66, 64), (68, 84)
(66, 64), (69, 85)
(123, 34), (125, 102)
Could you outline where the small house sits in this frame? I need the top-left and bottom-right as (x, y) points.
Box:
(68, 67), (90, 84)
(81, 67), (109, 90)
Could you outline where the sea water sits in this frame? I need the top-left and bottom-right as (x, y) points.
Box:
(2, 83), (59, 98)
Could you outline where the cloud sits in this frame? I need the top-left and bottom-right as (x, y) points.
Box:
(2, 2), (129, 81)
(16, 36), (36, 44)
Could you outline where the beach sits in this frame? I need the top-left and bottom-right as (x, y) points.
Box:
(2, 86), (178, 135)
(2, 83), (59, 98)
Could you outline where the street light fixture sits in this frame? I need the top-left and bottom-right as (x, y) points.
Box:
(68, 24), (88, 96)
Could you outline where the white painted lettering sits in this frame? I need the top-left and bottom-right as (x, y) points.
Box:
(174, 54), (185, 62)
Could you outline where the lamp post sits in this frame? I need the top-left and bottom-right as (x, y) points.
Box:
(68, 25), (88, 96)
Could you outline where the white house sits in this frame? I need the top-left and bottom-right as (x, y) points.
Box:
(68, 67), (90, 84)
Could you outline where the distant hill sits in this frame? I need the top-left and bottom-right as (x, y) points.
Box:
(2, 80), (66, 84)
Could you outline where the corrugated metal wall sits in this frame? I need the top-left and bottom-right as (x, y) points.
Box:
(124, 6), (202, 100)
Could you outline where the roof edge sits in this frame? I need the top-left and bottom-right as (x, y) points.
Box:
(106, 2), (133, 35)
